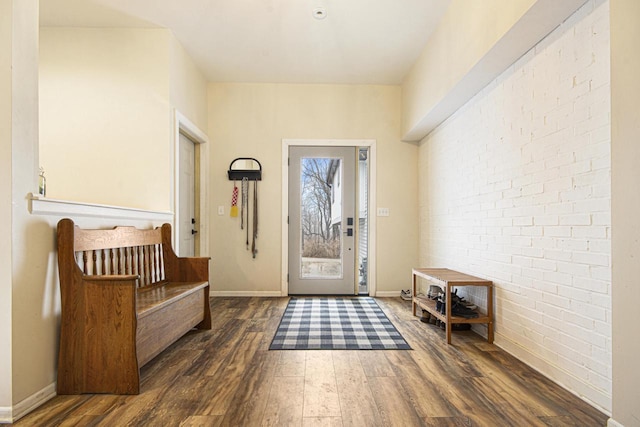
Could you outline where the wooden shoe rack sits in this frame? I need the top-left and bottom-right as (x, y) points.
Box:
(412, 268), (493, 344)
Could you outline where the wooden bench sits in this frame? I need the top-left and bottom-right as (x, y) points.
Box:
(56, 218), (212, 394)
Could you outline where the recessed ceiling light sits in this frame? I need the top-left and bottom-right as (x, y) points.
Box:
(312, 7), (327, 20)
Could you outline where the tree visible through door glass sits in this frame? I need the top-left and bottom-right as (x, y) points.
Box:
(299, 157), (343, 279)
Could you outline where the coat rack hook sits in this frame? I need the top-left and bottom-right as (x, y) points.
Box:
(227, 157), (262, 181)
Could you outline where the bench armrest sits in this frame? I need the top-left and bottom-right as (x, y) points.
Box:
(166, 256), (210, 282)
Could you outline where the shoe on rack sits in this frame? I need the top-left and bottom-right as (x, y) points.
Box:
(427, 285), (442, 299)
(451, 302), (479, 319)
(420, 309), (431, 323)
(400, 289), (412, 301)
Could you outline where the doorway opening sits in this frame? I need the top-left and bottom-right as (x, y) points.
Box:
(288, 146), (356, 295)
(178, 131), (197, 257)
(174, 111), (209, 257)
(282, 139), (376, 296)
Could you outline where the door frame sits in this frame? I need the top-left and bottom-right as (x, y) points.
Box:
(281, 139), (377, 296)
(173, 110), (209, 256)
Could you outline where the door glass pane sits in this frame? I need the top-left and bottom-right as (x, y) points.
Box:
(358, 147), (369, 294)
(299, 157), (343, 279)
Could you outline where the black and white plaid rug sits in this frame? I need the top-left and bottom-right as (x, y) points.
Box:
(269, 297), (411, 350)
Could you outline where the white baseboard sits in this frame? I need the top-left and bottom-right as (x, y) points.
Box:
(210, 291), (284, 297)
(0, 382), (56, 424)
(374, 291), (403, 297)
(0, 406), (11, 424)
(607, 418), (624, 427)
(210, 291), (406, 298)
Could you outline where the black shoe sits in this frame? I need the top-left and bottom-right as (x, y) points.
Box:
(451, 302), (479, 318)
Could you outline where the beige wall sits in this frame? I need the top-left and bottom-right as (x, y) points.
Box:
(169, 36), (208, 133)
(610, 0), (640, 425)
(6, 0), (45, 408)
(39, 28), (172, 211)
(39, 28), (208, 214)
(0, 0), (14, 412)
(207, 83), (418, 295)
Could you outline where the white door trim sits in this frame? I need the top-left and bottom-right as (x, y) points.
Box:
(281, 139), (377, 297)
(173, 110), (210, 256)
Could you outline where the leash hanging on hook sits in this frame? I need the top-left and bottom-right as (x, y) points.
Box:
(252, 180), (258, 258)
(241, 177), (248, 230)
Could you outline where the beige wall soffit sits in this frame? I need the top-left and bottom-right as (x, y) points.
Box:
(402, 0), (588, 142)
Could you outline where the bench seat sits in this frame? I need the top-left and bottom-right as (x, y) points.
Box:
(137, 281), (209, 317)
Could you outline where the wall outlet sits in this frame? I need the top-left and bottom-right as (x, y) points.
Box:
(377, 207), (390, 217)
(217, 206), (224, 215)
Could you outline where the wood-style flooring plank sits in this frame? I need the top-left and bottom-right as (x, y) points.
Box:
(302, 416), (344, 427)
(303, 351), (341, 418)
(88, 388), (165, 426)
(332, 351), (383, 427)
(198, 331), (264, 416)
(179, 415), (224, 426)
(422, 417), (473, 427)
(14, 297), (608, 427)
(218, 349), (280, 426)
(384, 350), (459, 418)
(67, 395), (127, 417)
(460, 344), (571, 419)
(358, 350), (396, 378)
(274, 349), (306, 377)
(368, 376), (425, 426)
(262, 376), (305, 426)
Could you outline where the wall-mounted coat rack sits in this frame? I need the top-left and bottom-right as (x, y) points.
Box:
(227, 157), (262, 181)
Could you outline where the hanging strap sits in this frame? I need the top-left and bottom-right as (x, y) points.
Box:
(252, 180), (258, 258)
(241, 177), (248, 229)
(245, 179), (250, 249)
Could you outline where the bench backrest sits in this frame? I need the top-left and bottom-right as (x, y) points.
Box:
(58, 218), (169, 289)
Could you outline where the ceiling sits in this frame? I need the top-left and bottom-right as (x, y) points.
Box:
(39, 0), (451, 85)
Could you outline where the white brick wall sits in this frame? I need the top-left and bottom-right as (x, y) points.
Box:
(418, 0), (611, 413)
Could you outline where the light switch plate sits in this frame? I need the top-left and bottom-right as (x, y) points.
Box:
(377, 207), (390, 217)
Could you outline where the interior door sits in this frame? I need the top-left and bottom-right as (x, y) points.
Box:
(288, 146), (356, 295)
(178, 132), (196, 257)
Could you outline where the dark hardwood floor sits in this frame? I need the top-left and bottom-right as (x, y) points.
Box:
(14, 297), (607, 426)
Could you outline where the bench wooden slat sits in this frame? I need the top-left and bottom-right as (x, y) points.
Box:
(74, 225), (163, 252)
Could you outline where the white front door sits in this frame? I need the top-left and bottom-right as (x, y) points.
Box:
(288, 146), (356, 295)
(178, 132), (196, 257)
